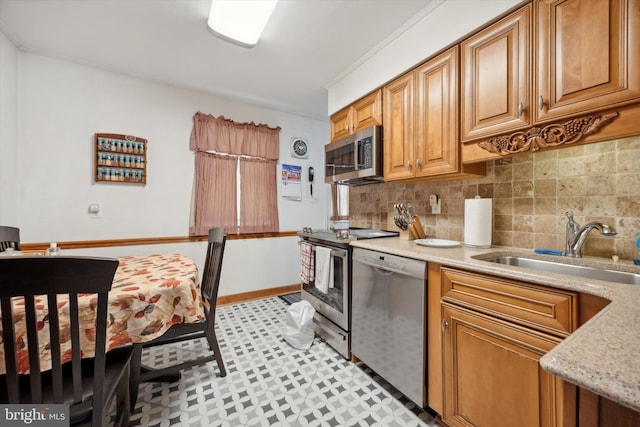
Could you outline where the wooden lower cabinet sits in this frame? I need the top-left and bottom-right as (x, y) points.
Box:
(578, 388), (640, 427)
(432, 267), (639, 426)
(442, 302), (575, 427)
(427, 263), (444, 415)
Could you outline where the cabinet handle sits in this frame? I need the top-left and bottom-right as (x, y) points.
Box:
(538, 96), (544, 110)
(441, 319), (448, 334)
(406, 161), (412, 170)
(416, 159), (422, 169)
(518, 102), (524, 117)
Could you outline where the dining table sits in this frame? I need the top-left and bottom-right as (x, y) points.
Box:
(0, 253), (204, 405)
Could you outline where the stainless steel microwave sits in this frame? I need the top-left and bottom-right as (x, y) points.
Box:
(324, 125), (383, 185)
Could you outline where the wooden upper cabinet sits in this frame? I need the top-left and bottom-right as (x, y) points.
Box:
(535, 0), (640, 123)
(352, 90), (382, 132)
(383, 72), (415, 181)
(384, 47), (483, 182)
(461, 4), (531, 142)
(462, 0), (640, 163)
(329, 89), (382, 142)
(329, 107), (351, 141)
(415, 47), (460, 177)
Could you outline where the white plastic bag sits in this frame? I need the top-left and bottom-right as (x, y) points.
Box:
(282, 300), (316, 350)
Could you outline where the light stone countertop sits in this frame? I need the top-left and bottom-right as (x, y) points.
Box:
(350, 238), (640, 413)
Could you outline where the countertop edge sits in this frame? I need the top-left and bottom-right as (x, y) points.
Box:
(350, 238), (640, 413)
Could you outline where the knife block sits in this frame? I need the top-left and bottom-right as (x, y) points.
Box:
(399, 229), (416, 241)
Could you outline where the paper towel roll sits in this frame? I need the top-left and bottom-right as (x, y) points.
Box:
(464, 198), (492, 248)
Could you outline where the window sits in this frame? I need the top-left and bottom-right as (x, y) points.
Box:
(189, 112), (280, 235)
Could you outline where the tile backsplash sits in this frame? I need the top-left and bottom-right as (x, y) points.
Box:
(349, 136), (640, 261)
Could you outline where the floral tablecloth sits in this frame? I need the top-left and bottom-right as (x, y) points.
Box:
(0, 253), (204, 375)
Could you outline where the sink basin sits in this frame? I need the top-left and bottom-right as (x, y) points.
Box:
(473, 254), (640, 285)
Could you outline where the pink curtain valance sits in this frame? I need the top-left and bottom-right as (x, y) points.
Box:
(189, 112), (280, 160)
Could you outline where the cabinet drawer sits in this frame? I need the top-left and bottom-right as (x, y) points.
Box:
(441, 267), (577, 336)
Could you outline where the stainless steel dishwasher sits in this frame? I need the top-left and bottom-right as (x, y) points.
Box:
(351, 247), (427, 407)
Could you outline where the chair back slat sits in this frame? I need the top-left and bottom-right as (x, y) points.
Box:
(0, 226), (21, 252)
(68, 293), (83, 404)
(0, 242), (18, 252)
(201, 228), (226, 318)
(1, 297), (20, 403)
(90, 292), (109, 425)
(24, 296), (43, 403)
(47, 294), (64, 402)
(0, 256), (118, 415)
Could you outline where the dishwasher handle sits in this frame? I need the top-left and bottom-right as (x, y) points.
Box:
(353, 248), (426, 280)
(370, 263), (412, 277)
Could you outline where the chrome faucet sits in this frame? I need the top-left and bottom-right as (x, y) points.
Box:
(564, 211), (617, 258)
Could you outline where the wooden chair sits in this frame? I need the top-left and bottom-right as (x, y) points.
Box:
(134, 227), (227, 383)
(0, 256), (132, 427)
(0, 226), (21, 252)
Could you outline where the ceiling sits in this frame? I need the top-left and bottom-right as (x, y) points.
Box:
(0, 0), (436, 121)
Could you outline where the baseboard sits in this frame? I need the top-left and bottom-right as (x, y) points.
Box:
(217, 283), (300, 306)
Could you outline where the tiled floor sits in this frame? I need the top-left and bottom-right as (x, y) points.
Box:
(129, 297), (441, 426)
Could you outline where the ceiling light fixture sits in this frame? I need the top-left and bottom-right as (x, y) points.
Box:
(207, 0), (278, 48)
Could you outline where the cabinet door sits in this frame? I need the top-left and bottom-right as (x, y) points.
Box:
(443, 303), (570, 427)
(415, 46), (459, 177)
(329, 106), (351, 142)
(578, 388), (640, 427)
(352, 89), (382, 133)
(383, 72), (415, 181)
(535, 0), (640, 123)
(461, 4), (531, 141)
(427, 264), (444, 415)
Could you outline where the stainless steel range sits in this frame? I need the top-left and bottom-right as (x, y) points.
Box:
(298, 228), (398, 359)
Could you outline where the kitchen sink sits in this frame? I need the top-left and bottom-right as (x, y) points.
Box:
(473, 254), (640, 285)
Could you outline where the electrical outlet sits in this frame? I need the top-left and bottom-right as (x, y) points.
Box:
(429, 194), (441, 214)
(88, 203), (101, 218)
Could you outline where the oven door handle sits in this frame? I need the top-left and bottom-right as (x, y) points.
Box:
(329, 248), (348, 258)
(314, 246), (348, 258)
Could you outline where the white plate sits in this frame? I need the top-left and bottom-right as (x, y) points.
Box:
(415, 238), (460, 248)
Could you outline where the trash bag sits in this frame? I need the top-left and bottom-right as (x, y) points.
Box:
(282, 300), (316, 350)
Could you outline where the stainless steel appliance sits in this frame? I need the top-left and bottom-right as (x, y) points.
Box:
(351, 247), (428, 407)
(324, 125), (383, 185)
(298, 228), (398, 359)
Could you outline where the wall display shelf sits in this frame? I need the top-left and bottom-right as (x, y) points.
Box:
(95, 133), (147, 184)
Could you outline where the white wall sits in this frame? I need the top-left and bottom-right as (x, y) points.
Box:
(17, 53), (329, 241)
(327, 0), (523, 114)
(1, 40), (331, 296)
(0, 31), (19, 225)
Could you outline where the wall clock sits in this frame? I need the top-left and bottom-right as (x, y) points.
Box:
(290, 137), (309, 159)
